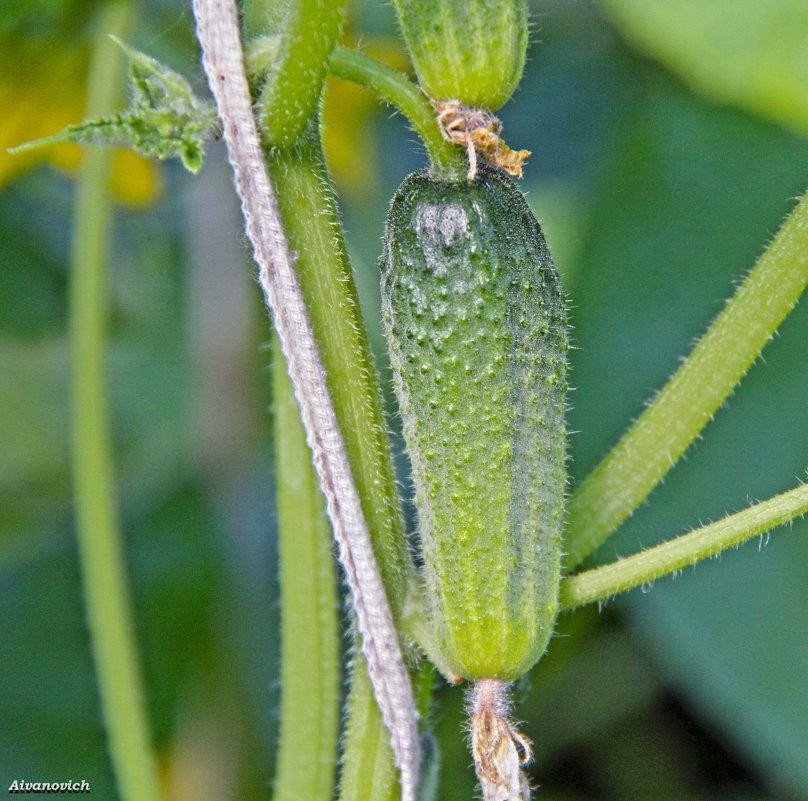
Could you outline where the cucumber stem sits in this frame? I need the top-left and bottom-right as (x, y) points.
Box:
(563, 191), (808, 569)
(267, 133), (423, 801)
(192, 1), (420, 796)
(328, 45), (467, 180)
(266, 130), (418, 615)
(70, 5), (163, 801)
(559, 478), (808, 610)
(254, 0), (346, 146)
(272, 336), (340, 801)
(338, 650), (401, 801)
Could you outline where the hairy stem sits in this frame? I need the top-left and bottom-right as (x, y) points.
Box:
(564, 192), (808, 569)
(560, 479), (808, 609)
(328, 45), (466, 181)
(254, 0), (346, 146)
(266, 125), (428, 801)
(248, 9), (429, 800)
(70, 5), (163, 801)
(191, 1), (419, 796)
(266, 131), (418, 617)
(339, 650), (401, 801)
(267, 127), (421, 801)
(272, 337), (340, 801)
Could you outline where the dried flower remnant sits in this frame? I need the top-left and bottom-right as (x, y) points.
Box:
(468, 679), (533, 801)
(435, 99), (529, 180)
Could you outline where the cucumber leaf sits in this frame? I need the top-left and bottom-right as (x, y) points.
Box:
(10, 37), (219, 173)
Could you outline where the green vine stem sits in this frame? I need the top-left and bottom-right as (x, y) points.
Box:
(254, 0), (346, 147)
(564, 192), (808, 570)
(194, 0), (422, 794)
(560, 479), (808, 610)
(69, 5), (163, 801)
(266, 128), (419, 621)
(339, 651), (400, 801)
(328, 45), (466, 181)
(272, 337), (340, 801)
(268, 130), (421, 801)
(339, 654), (437, 801)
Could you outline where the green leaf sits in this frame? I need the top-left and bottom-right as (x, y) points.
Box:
(597, 0), (808, 136)
(9, 37), (219, 173)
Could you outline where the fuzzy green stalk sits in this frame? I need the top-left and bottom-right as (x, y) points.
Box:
(338, 653), (437, 801)
(241, 0), (416, 657)
(242, 0), (421, 789)
(266, 128), (418, 616)
(327, 45), (466, 181)
(272, 336), (340, 801)
(339, 651), (401, 801)
(253, 0), (346, 146)
(266, 127), (422, 799)
(560, 480), (808, 609)
(69, 5), (163, 801)
(564, 192), (808, 570)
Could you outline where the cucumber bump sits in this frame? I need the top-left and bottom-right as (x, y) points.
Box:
(381, 165), (567, 683)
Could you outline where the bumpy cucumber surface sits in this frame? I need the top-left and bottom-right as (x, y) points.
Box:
(391, 0), (527, 110)
(382, 166), (567, 681)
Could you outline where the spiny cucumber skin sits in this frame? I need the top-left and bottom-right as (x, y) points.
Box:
(391, 0), (527, 110)
(382, 166), (566, 681)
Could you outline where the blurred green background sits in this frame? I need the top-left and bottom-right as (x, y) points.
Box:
(1, 1), (807, 799)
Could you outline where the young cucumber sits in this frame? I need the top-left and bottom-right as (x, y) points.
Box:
(382, 165), (567, 681)
(391, 0), (527, 110)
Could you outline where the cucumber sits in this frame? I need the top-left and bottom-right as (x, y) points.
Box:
(381, 165), (567, 681)
(391, 0), (528, 110)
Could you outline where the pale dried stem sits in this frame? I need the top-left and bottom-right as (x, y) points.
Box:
(468, 679), (532, 801)
(190, 1), (419, 797)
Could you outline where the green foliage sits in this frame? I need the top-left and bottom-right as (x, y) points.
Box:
(0, 0), (102, 41)
(10, 37), (218, 173)
(598, 0), (808, 136)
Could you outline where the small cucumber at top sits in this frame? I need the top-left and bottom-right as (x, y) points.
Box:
(391, 0), (528, 110)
